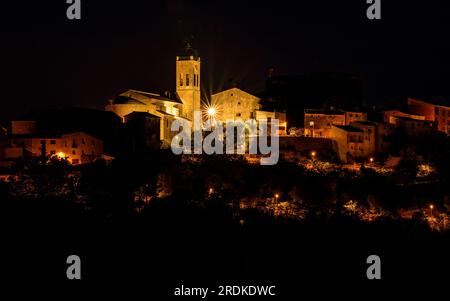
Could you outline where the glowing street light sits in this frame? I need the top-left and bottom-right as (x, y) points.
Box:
(208, 187), (214, 194)
(369, 157), (374, 163)
(207, 107), (216, 117)
(310, 151), (317, 159)
(429, 204), (434, 217)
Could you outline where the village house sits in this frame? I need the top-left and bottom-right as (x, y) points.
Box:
(407, 97), (450, 135)
(4, 131), (104, 165)
(331, 124), (371, 163)
(303, 109), (366, 138)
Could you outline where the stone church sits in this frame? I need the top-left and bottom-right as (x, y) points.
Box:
(105, 50), (287, 147)
(105, 52), (201, 147)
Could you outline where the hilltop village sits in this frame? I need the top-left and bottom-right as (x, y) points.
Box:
(0, 50), (448, 167)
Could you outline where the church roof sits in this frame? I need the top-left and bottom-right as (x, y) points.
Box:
(113, 89), (183, 105)
(212, 87), (260, 100)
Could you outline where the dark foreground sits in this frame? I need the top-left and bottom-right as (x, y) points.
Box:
(2, 196), (449, 299)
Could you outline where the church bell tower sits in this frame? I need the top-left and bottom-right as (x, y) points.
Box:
(176, 47), (201, 123)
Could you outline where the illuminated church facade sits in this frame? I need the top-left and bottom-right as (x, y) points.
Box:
(105, 51), (286, 147)
(105, 54), (200, 147)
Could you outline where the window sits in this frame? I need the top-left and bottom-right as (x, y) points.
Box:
(237, 102), (241, 105)
(81, 138), (85, 144)
(179, 74), (183, 86)
(72, 150), (76, 155)
(186, 74), (190, 86)
(236, 113), (241, 117)
(50, 140), (56, 145)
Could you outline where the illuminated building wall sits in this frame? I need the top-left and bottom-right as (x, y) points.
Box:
(382, 109), (425, 123)
(351, 121), (376, 156)
(4, 132), (103, 165)
(343, 110), (367, 125)
(211, 88), (261, 122)
(331, 125), (372, 163)
(176, 55), (201, 122)
(304, 110), (345, 138)
(407, 98), (450, 135)
(105, 89), (184, 146)
(390, 116), (434, 137)
(255, 110), (287, 135)
(372, 121), (395, 153)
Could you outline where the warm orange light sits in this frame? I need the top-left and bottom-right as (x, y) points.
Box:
(429, 205), (434, 209)
(369, 157), (374, 163)
(57, 152), (66, 159)
(275, 193), (279, 199)
(208, 187), (214, 194)
(207, 107), (216, 117)
(311, 151), (316, 157)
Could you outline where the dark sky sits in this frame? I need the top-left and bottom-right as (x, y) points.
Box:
(1, 0), (449, 124)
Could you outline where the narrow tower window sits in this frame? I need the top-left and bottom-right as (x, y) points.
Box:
(186, 74), (190, 86)
(179, 74), (183, 86)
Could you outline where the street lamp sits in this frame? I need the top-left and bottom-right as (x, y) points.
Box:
(274, 193), (280, 203)
(429, 204), (434, 217)
(369, 157), (374, 163)
(207, 107), (216, 117)
(310, 151), (317, 159)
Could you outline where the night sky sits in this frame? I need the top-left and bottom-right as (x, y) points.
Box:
(1, 0), (449, 124)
